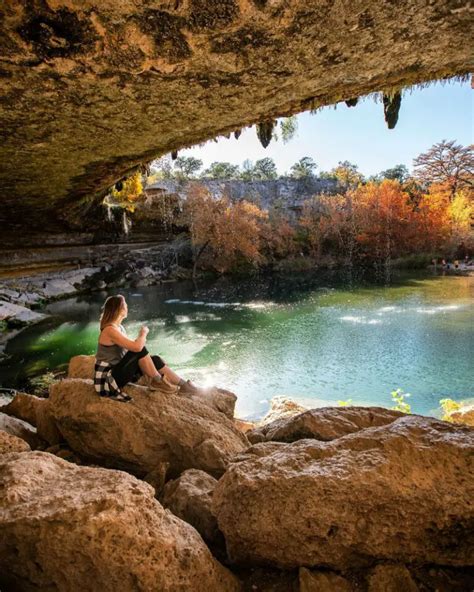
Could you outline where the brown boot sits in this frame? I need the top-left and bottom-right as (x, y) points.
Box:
(149, 376), (179, 395)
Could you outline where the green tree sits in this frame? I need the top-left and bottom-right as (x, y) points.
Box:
(280, 116), (298, 143)
(331, 161), (364, 188)
(290, 157), (317, 179)
(240, 159), (254, 181)
(174, 156), (203, 180)
(380, 164), (409, 183)
(252, 157), (278, 180)
(201, 161), (241, 180)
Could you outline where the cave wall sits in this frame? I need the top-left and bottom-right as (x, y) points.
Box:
(0, 0), (472, 241)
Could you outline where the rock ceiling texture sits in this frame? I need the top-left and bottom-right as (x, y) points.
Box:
(0, 0), (472, 235)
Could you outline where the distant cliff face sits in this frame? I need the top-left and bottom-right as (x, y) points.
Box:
(0, 0), (472, 240)
(145, 177), (339, 213)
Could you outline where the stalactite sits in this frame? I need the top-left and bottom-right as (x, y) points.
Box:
(256, 120), (275, 148)
(171, 150), (178, 160)
(383, 92), (402, 129)
(345, 97), (359, 107)
(115, 180), (123, 192)
(234, 129), (242, 139)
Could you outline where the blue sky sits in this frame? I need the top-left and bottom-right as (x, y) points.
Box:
(181, 79), (473, 177)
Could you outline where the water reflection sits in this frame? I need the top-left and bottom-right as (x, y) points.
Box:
(1, 271), (473, 420)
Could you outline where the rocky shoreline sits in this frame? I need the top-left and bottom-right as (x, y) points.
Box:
(0, 355), (473, 591)
(0, 242), (194, 357)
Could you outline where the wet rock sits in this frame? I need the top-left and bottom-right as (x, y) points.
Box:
(213, 415), (474, 569)
(0, 301), (46, 327)
(367, 564), (419, 592)
(0, 412), (42, 449)
(248, 406), (404, 443)
(299, 568), (353, 592)
(162, 469), (221, 547)
(0, 452), (240, 591)
(0, 430), (31, 454)
(39, 278), (77, 299)
(48, 378), (248, 477)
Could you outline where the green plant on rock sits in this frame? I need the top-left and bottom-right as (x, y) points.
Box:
(439, 398), (461, 422)
(337, 399), (353, 407)
(391, 388), (411, 413)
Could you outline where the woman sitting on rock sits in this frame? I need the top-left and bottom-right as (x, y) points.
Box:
(95, 294), (198, 402)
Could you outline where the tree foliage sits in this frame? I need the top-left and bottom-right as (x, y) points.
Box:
(201, 161), (240, 180)
(380, 164), (409, 183)
(413, 140), (474, 197)
(183, 185), (268, 273)
(330, 161), (364, 188)
(252, 157), (278, 180)
(280, 116), (298, 143)
(290, 157), (317, 179)
(174, 156), (203, 180)
(109, 171), (143, 211)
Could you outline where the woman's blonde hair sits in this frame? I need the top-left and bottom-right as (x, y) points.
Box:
(100, 294), (126, 331)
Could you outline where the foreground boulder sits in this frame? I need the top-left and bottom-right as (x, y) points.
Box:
(248, 406), (404, 443)
(0, 430), (30, 454)
(162, 469), (221, 548)
(0, 452), (240, 592)
(49, 378), (248, 477)
(68, 355), (237, 419)
(213, 415), (474, 569)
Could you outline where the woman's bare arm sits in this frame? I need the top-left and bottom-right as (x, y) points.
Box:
(101, 326), (148, 352)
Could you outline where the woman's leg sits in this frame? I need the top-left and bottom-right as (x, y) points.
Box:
(138, 355), (161, 378)
(112, 348), (149, 388)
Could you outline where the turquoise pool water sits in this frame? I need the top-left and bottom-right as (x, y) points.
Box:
(1, 271), (473, 419)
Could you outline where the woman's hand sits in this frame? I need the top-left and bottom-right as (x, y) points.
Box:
(139, 326), (149, 337)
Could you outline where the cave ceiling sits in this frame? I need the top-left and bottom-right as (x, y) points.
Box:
(0, 0), (472, 237)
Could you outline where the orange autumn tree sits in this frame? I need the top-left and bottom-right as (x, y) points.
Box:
(349, 180), (420, 260)
(261, 207), (299, 260)
(183, 184), (268, 274)
(300, 194), (352, 260)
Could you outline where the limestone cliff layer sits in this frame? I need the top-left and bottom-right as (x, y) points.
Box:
(0, 0), (472, 236)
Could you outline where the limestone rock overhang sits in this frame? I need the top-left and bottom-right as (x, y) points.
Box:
(0, 0), (472, 238)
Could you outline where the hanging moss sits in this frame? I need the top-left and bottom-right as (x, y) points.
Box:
(383, 92), (402, 129)
(256, 120), (275, 148)
(345, 97), (359, 107)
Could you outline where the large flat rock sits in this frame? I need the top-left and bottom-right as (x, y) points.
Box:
(247, 406), (405, 443)
(48, 378), (248, 476)
(213, 415), (474, 569)
(68, 354), (238, 418)
(0, 451), (240, 592)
